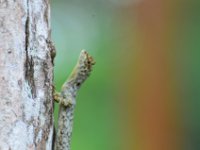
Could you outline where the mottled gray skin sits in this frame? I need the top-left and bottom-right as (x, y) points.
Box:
(54, 50), (95, 150)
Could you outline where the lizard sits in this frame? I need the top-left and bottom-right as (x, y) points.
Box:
(53, 50), (95, 150)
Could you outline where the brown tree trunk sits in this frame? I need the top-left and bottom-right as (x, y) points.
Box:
(0, 0), (54, 149)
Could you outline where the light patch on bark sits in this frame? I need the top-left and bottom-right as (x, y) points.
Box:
(22, 81), (39, 121)
(36, 129), (43, 143)
(7, 121), (31, 150)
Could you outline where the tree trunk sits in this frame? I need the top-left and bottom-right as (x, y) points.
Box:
(0, 0), (54, 149)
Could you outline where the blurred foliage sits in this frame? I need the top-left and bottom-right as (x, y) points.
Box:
(51, 0), (200, 149)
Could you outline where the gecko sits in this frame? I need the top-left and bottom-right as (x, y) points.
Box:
(53, 50), (95, 150)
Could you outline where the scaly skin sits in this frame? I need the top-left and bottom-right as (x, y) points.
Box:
(54, 50), (95, 150)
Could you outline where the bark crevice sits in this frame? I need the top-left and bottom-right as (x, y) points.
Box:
(24, 0), (36, 98)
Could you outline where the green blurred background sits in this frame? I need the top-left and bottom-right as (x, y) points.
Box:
(51, 0), (122, 150)
(51, 0), (200, 150)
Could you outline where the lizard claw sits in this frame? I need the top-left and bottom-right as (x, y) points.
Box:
(61, 98), (75, 107)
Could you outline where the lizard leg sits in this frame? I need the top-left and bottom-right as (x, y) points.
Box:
(54, 91), (74, 107)
(60, 98), (74, 107)
(53, 91), (62, 103)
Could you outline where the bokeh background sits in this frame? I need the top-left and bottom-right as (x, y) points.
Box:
(51, 0), (200, 150)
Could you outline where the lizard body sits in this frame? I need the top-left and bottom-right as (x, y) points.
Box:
(54, 50), (95, 150)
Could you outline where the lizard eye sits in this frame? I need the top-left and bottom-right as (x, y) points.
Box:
(76, 82), (81, 87)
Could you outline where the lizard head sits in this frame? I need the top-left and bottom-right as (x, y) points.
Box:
(76, 50), (95, 84)
(78, 50), (95, 71)
(67, 50), (95, 90)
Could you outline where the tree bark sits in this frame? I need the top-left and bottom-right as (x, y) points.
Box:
(0, 0), (54, 149)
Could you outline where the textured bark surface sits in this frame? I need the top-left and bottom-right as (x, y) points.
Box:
(0, 0), (54, 149)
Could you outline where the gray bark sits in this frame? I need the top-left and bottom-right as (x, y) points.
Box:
(0, 0), (54, 149)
